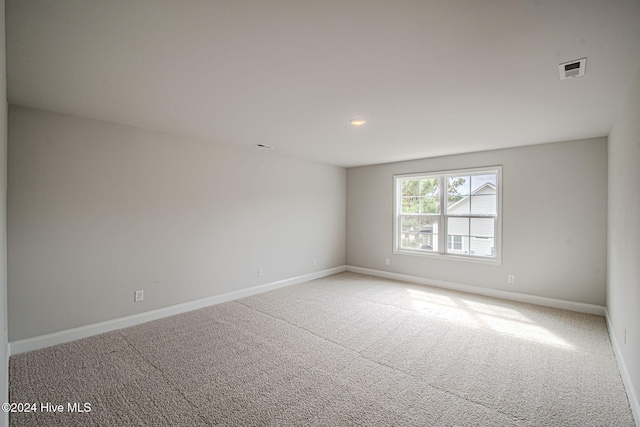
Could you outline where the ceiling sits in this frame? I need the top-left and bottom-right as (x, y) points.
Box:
(6, 0), (640, 168)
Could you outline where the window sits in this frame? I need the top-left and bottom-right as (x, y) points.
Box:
(394, 166), (501, 263)
(447, 235), (463, 251)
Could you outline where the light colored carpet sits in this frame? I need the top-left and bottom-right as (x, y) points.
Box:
(9, 272), (635, 426)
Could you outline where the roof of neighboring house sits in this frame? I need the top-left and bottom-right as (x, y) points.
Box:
(447, 182), (496, 212)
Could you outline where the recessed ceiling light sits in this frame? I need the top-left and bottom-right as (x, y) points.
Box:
(255, 144), (274, 149)
(350, 118), (366, 126)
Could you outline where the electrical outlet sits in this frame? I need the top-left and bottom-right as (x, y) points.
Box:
(385, 258), (390, 265)
(258, 268), (263, 277)
(508, 275), (516, 284)
(134, 290), (144, 302)
(313, 258), (317, 266)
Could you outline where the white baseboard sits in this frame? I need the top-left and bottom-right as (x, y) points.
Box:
(605, 308), (640, 426)
(9, 266), (346, 356)
(346, 266), (606, 316)
(3, 329), (7, 427)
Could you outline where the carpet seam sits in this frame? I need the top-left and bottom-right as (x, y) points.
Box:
(119, 331), (214, 427)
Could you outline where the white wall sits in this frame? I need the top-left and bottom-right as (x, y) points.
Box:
(608, 65), (640, 416)
(1, 1), (8, 426)
(7, 106), (346, 341)
(347, 138), (607, 305)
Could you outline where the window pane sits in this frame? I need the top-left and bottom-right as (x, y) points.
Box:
(419, 216), (439, 234)
(401, 216), (420, 233)
(400, 217), (439, 251)
(420, 216), (439, 251)
(447, 197), (469, 215)
(402, 197), (420, 213)
(447, 217), (468, 254)
(401, 232), (421, 249)
(448, 217), (469, 236)
(470, 194), (496, 215)
(471, 174), (497, 192)
(419, 233), (437, 251)
(401, 179), (420, 197)
(421, 197), (440, 213)
(470, 237), (495, 257)
(420, 178), (440, 197)
(469, 174), (497, 215)
(447, 177), (469, 214)
(448, 176), (470, 197)
(470, 218), (494, 238)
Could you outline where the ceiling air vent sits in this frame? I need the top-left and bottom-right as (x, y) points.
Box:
(559, 58), (586, 80)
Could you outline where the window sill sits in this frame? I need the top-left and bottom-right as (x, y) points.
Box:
(393, 248), (501, 265)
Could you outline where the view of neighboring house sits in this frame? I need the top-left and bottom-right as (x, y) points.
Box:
(444, 182), (497, 257)
(410, 181), (497, 257)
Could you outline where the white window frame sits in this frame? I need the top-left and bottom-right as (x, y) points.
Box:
(447, 235), (463, 251)
(393, 166), (502, 265)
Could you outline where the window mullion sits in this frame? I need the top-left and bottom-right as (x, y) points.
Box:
(440, 176), (445, 254)
(468, 214), (471, 254)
